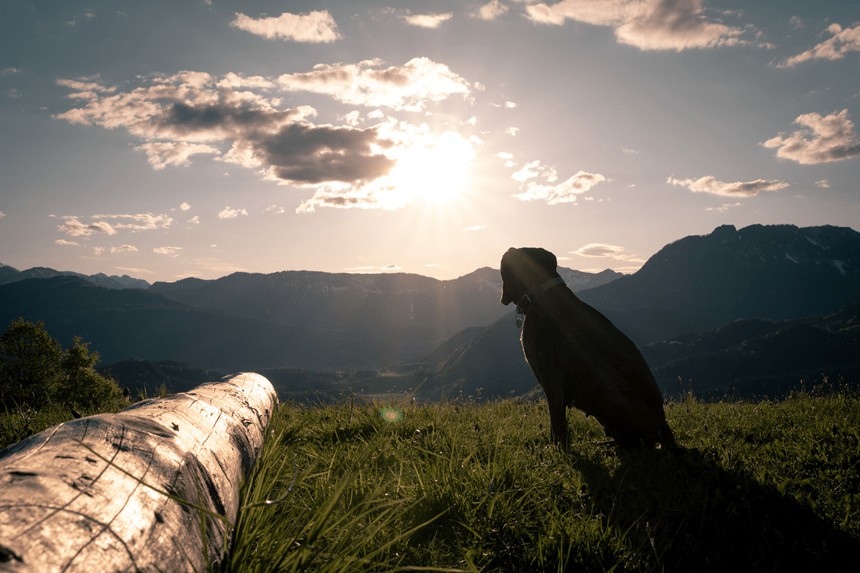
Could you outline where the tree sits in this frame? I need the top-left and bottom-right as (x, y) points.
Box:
(57, 337), (126, 410)
(0, 318), (127, 412)
(0, 318), (63, 409)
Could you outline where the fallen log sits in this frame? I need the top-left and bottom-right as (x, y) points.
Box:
(0, 372), (277, 572)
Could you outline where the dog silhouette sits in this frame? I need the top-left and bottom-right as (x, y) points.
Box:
(500, 247), (676, 449)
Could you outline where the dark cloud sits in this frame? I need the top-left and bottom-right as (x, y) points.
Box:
(257, 123), (395, 184)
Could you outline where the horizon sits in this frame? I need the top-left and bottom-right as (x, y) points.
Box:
(2, 1), (859, 283)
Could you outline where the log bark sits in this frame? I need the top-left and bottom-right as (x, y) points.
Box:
(0, 372), (277, 572)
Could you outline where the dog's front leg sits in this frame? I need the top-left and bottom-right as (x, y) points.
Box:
(544, 386), (569, 449)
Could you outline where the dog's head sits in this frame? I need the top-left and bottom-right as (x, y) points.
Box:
(500, 247), (558, 305)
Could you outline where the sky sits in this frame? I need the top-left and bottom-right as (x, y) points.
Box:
(1, 0), (859, 283)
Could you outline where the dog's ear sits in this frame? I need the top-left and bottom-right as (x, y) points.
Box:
(499, 248), (518, 305)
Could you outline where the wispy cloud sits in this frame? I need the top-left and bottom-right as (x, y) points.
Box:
(153, 246), (182, 257)
(403, 13), (453, 29)
(667, 175), (789, 197)
(762, 109), (860, 164)
(56, 213), (173, 237)
(525, 0), (750, 51)
(474, 1), (509, 21)
(277, 57), (471, 111)
(58, 216), (117, 237)
(230, 10), (340, 43)
(135, 141), (219, 169)
(779, 23), (860, 67)
(94, 244), (138, 256)
(218, 206), (248, 219)
(512, 160), (607, 204)
(572, 243), (644, 263)
(55, 239), (79, 246)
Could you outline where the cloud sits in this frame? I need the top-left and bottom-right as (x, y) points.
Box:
(667, 175), (789, 197)
(512, 161), (607, 204)
(575, 243), (624, 257)
(179, 202), (191, 211)
(474, 1), (509, 20)
(264, 204), (286, 214)
(94, 244), (138, 255)
(54, 62), (471, 211)
(296, 185), (411, 214)
(762, 109), (860, 164)
(278, 57), (471, 111)
(815, 179), (831, 189)
(135, 141), (219, 169)
(464, 225), (486, 232)
(55, 239), (79, 246)
(57, 213), (172, 237)
(153, 246), (182, 257)
(779, 23), (860, 67)
(57, 216), (117, 237)
(572, 243), (644, 263)
(187, 216), (200, 224)
(218, 206), (248, 219)
(706, 201), (743, 213)
(230, 10), (340, 43)
(94, 213), (174, 232)
(253, 122), (395, 184)
(526, 0), (749, 51)
(403, 13), (453, 28)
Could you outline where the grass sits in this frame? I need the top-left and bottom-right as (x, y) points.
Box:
(226, 391), (860, 572)
(3, 388), (856, 571)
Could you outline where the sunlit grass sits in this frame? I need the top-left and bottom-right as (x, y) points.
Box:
(228, 392), (860, 571)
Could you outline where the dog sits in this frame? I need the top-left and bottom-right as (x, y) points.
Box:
(500, 247), (676, 449)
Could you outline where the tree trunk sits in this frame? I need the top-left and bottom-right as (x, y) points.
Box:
(0, 372), (277, 572)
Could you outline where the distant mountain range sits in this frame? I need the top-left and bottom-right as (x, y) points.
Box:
(2, 223), (858, 400)
(0, 261), (620, 370)
(0, 264), (149, 290)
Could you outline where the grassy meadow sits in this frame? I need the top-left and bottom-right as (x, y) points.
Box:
(227, 390), (860, 572)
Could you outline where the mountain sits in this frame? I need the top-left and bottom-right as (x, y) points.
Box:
(578, 224), (860, 344)
(0, 276), (308, 370)
(407, 224), (860, 401)
(0, 264), (619, 372)
(0, 264), (149, 290)
(147, 265), (621, 366)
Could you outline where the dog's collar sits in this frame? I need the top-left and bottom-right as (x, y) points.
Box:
(515, 276), (566, 328)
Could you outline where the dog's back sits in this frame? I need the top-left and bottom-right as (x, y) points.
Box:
(522, 286), (674, 448)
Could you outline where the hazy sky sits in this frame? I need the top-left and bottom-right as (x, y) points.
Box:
(1, 1), (859, 282)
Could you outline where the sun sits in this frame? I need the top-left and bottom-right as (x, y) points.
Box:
(387, 130), (475, 205)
